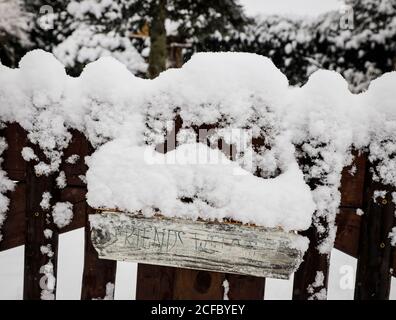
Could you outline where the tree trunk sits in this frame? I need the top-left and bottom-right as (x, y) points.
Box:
(148, 0), (167, 79)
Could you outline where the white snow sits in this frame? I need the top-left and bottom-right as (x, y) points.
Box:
(40, 244), (54, 258)
(86, 141), (315, 231)
(93, 282), (115, 300)
(53, 25), (147, 75)
(56, 171), (67, 189)
(0, 0), (31, 47)
(389, 227), (396, 247)
(40, 192), (52, 210)
(52, 202), (74, 229)
(356, 208), (364, 216)
(43, 228), (53, 239)
(40, 261), (56, 300)
(307, 271), (327, 300)
(21, 147), (38, 162)
(222, 279), (230, 300)
(374, 190), (387, 202)
(66, 154), (80, 164)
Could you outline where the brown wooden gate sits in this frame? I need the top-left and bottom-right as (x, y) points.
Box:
(0, 123), (395, 300)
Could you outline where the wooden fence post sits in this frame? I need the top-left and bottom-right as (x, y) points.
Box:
(292, 226), (329, 300)
(24, 145), (59, 300)
(0, 123), (27, 252)
(65, 132), (118, 300)
(81, 206), (117, 300)
(354, 164), (395, 300)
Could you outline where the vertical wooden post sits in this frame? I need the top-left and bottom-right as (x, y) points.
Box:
(227, 274), (265, 300)
(70, 132), (118, 300)
(0, 123), (27, 252)
(136, 264), (176, 300)
(354, 164), (395, 300)
(292, 226), (329, 300)
(80, 207), (117, 299)
(24, 146), (59, 300)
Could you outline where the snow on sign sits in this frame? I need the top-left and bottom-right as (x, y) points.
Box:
(89, 212), (308, 279)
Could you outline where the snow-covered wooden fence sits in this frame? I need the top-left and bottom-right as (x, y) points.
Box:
(0, 122), (395, 300)
(0, 50), (395, 300)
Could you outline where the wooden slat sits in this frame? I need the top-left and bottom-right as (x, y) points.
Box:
(0, 183), (26, 251)
(24, 148), (59, 300)
(60, 130), (90, 187)
(59, 187), (87, 234)
(227, 274), (265, 300)
(340, 152), (367, 208)
(136, 264), (176, 300)
(2, 123), (28, 181)
(173, 269), (224, 299)
(354, 176), (395, 300)
(292, 225), (329, 300)
(335, 208), (362, 258)
(81, 208), (116, 300)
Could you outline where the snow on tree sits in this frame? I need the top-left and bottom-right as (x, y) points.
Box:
(196, 0), (396, 92)
(0, 0), (32, 66)
(24, 0), (248, 78)
(24, 0), (147, 76)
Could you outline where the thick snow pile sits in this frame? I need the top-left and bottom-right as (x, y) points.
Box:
(0, 50), (395, 248)
(86, 140), (315, 231)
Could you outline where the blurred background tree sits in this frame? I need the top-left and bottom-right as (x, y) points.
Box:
(0, 0), (395, 91)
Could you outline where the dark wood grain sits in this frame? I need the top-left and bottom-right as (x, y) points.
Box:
(59, 187), (87, 234)
(335, 208), (362, 258)
(173, 269), (224, 300)
(81, 208), (117, 300)
(2, 123), (28, 181)
(354, 175), (395, 300)
(340, 152), (367, 208)
(227, 274), (265, 300)
(136, 264), (176, 300)
(60, 130), (90, 187)
(23, 146), (59, 300)
(292, 225), (329, 300)
(0, 183), (26, 251)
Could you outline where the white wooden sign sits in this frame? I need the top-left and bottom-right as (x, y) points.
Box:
(89, 211), (308, 279)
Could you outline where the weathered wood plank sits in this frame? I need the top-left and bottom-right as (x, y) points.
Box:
(340, 152), (367, 208)
(335, 208), (362, 258)
(90, 212), (307, 279)
(0, 183), (26, 251)
(354, 177), (395, 300)
(81, 207), (117, 300)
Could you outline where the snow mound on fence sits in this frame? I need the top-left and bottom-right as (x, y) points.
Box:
(86, 140), (315, 231)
